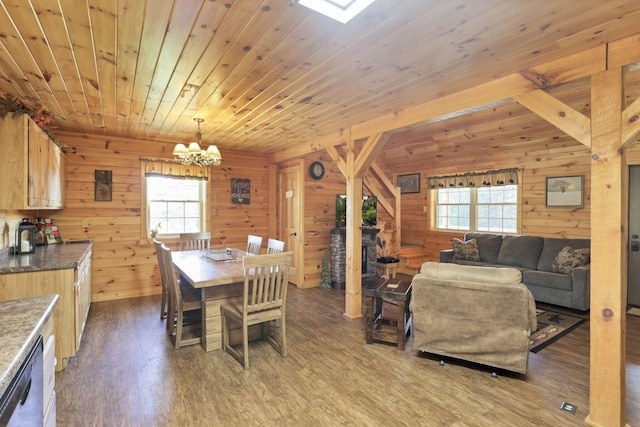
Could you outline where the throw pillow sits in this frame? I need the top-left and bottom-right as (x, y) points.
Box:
(552, 246), (590, 274)
(452, 238), (480, 261)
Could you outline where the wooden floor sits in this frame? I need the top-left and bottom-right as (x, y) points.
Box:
(56, 277), (640, 426)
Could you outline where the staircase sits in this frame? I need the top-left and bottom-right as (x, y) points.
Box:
(397, 244), (428, 275)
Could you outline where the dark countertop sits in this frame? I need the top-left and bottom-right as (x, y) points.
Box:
(0, 240), (93, 274)
(0, 294), (58, 400)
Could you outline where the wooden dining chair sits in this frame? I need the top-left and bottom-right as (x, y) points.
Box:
(179, 232), (211, 251)
(266, 238), (285, 254)
(220, 251), (293, 369)
(159, 243), (202, 349)
(153, 239), (171, 324)
(246, 234), (263, 255)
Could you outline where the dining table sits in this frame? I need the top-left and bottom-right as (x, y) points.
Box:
(171, 248), (251, 351)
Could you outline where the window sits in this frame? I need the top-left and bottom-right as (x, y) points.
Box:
(146, 176), (207, 236)
(435, 185), (518, 233)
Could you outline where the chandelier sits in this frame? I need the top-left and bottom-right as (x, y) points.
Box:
(172, 118), (222, 167)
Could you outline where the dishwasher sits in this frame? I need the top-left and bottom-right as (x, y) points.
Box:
(0, 336), (43, 426)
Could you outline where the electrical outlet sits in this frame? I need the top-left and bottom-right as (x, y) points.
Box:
(82, 219), (89, 228)
(560, 401), (577, 414)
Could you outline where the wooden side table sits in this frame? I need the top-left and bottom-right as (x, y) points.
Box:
(363, 278), (412, 350)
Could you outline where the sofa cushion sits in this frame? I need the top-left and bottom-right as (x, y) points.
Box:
(523, 269), (573, 291)
(420, 261), (522, 285)
(452, 238), (480, 261)
(497, 235), (544, 270)
(552, 246), (591, 274)
(537, 238), (590, 272)
(464, 232), (503, 263)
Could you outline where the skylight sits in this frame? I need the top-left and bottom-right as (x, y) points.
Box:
(298, 0), (377, 24)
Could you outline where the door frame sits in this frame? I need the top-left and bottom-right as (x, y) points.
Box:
(277, 160), (305, 288)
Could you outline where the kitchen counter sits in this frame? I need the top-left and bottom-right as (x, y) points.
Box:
(0, 294), (58, 399)
(0, 240), (92, 274)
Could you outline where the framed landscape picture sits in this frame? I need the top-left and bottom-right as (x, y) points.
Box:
(546, 175), (583, 207)
(397, 173), (421, 194)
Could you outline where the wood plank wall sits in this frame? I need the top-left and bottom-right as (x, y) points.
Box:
(49, 132), (270, 302)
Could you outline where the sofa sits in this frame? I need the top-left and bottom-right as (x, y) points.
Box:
(440, 232), (590, 311)
(410, 262), (537, 374)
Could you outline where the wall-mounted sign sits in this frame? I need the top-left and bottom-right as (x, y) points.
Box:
(95, 170), (112, 201)
(231, 178), (250, 204)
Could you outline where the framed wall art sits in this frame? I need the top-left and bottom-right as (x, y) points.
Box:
(231, 178), (250, 204)
(546, 175), (583, 207)
(397, 173), (421, 194)
(95, 170), (112, 202)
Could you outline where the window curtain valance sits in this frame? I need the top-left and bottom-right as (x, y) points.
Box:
(427, 168), (519, 189)
(140, 158), (209, 180)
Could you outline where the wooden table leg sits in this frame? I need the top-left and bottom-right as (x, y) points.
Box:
(396, 300), (406, 350)
(365, 295), (374, 344)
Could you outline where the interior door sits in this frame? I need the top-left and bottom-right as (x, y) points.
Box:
(628, 165), (640, 306)
(278, 162), (304, 287)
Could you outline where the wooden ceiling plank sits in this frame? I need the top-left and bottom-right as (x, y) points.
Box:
(0, 1), (65, 116)
(1, 0), (76, 117)
(208, 0), (449, 146)
(31, 0), (93, 131)
(218, 0), (602, 147)
(88, 0), (117, 134)
(193, 7), (322, 143)
(145, 0), (230, 139)
(0, 39), (37, 99)
(136, 0), (203, 138)
(126, 1), (174, 137)
(152, 0), (259, 142)
(114, 0), (146, 138)
(58, 0), (104, 130)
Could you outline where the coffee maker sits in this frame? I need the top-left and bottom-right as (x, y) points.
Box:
(15, 218), (36, 255)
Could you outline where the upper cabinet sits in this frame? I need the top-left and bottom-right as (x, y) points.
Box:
(0, 114), (65, 210)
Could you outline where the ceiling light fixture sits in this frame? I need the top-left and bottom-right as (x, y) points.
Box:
(173, 118), (222, 167)
(297, 0), (376, 24)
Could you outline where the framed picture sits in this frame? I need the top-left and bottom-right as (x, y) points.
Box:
(546, 175), (583, 207)
(231, 178), (250, 204)
(95, 170), (112, 202)
(397, 173), (421, 194)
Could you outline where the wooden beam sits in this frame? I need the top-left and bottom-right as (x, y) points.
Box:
(586, 68), (627, 427)
(272, 43), (608, 164)
(512, 90), (591, 147)
(370, 161), (397, 194)
(608, 33), (640, 70)
(621, 95), (640, 147)
(349, 45), (606, 140)
(363, 175), (394, 217)
(354, 133), (390, 176)
(344, 138), (362, 319)
(325, 144), (347, 176)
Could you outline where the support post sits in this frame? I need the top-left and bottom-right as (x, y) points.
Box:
(586, 67), (628, 427)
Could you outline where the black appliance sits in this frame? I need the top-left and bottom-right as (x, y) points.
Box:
(0, 336), (43, 426)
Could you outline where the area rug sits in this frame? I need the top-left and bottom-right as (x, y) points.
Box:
(529, 309), (586, 353)
(628, 307), (640, 317)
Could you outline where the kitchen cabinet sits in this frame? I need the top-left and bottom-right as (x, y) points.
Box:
(0, 113), (65, 210)
(0, 244), (92, 371)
